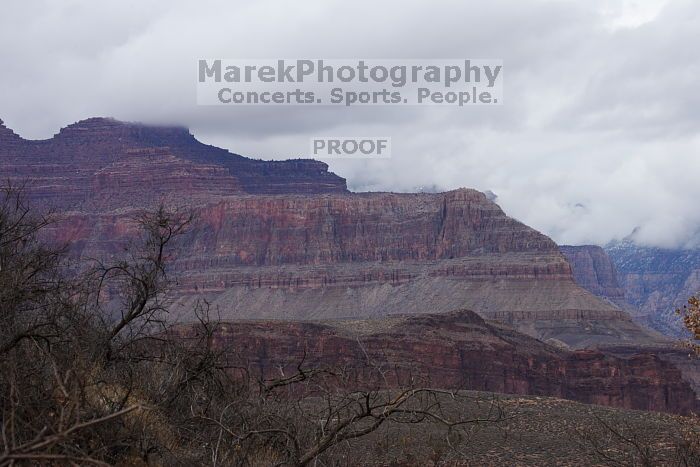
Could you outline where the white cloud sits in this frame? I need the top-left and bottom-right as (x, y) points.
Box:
(600, 0), (671, 30)
(1, 0), (699, 248)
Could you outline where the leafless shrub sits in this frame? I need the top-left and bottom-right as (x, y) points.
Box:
(571, 408), (700, 467)
(0, 184), (509, 465)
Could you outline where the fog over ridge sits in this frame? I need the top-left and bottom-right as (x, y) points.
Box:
(1, 0), (698, 248)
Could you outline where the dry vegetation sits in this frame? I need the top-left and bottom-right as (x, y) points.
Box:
(679, 297), (700, 354)
(0, 185), (508, 465)
(2, 182), (700, 466)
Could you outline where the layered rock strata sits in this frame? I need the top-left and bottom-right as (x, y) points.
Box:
(0, 117), (347, 210)
(176, 309), (696, 414)
(0, 117), (666, 349)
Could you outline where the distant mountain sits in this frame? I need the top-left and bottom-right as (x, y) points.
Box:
(0, 116), (347, 211)
(0, 117), (667, 350)
(559, 245), (626, 305)
(561, 241), (700, 338)
(605, 240), (700, 337)
(3, 116), (696, 414)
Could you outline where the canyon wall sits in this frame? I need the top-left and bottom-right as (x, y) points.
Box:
(562, 243), (700, 338)
(0, 117), (666, 349)
(57, 190), (662, 349)
(179, 309), (696, 414)
(560, 245), (626, 304)
(3, 116), (695, 412)
(606, 242), (700, 337)
(0, 117), (347, 209)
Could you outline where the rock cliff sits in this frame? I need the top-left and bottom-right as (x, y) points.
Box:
(3, 116), (694, 411)
(605, 241), (700, 337)
(561, 242), (700, 338)
(560, 245), (626, 303)
(0, 117), (666, 349)
(177, 309), (696, 414)
(54, 190), (663, 349)
(0, 117), (347, 209)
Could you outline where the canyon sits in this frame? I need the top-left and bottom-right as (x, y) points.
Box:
(559, 245), (626, 306)
(562, 243), (700, 339)
(56, 187), (659, 349)
(177, 309), (696, 414)
(0, 117), (347, 208)
(606, 241), (700, 337)
(1, 116), (696, 414)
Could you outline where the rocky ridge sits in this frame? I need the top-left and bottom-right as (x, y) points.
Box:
(606, 241), (700, 337)
(0, 117), (347, 209)
(0, 118), (668, 350)
(178, 309), (697, 414)
(562, 242), (700, 338)
(3, 116), (696, 414)
(49, 189), (659, 349)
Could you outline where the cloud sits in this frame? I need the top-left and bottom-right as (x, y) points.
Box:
(1, 0), (698, 248)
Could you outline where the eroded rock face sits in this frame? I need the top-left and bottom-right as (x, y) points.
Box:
(0, 117), (665, 349)
(5, 116), (695, 410)
(563, 241), (700, 338)
(175, 189), (560, 265)
(0, 119), (18, 140)
(178, 310), (697, 414)
(0, 117), (347, 209)
(605, 242), (700, 338)
(560, 245), (626, 303)
(42, 189), (659, 349)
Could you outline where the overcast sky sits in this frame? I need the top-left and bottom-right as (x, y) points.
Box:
(1, 0), (699, 248)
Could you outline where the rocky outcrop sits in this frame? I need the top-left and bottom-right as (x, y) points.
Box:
(605, 241), (700, 337)
(45, 189), (663, 349)
(0, 117), (347, 210)
(0, 117), (667, 349)
(5, 116), (696, 410)
(0, 119), (20, 143)
(181, 309), (697, 414)
(560, 245), (626, 303)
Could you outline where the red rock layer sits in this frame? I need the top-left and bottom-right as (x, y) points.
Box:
(178, 310), (696, 415)
(40, 189), (661, 348)
(0, 117), (666, 349)
(560, 245), (626, 302)
(174, 189), (560, 266)
(0, 117), (347, 210)
(5, 116), (693, 406)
